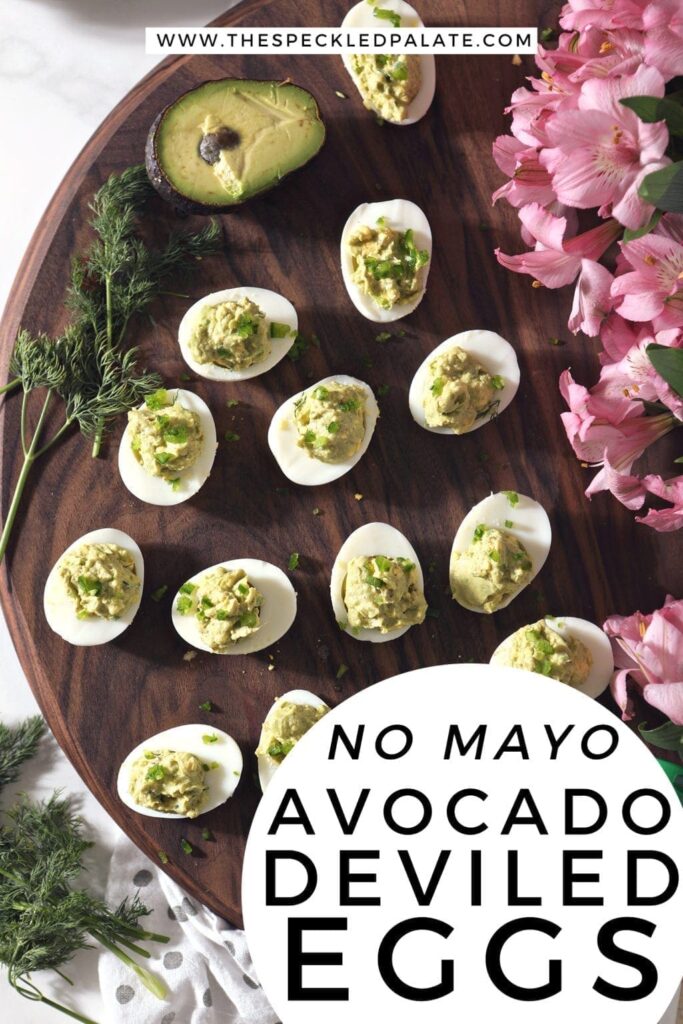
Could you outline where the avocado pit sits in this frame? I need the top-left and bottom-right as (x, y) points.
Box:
(199, 126), (241, 165)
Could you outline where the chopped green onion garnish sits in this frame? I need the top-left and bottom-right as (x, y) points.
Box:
(503, 490), (519, 506)
(224, 431), (240, 442)
(180, 838), (193, 855)
(199, 700), (214, 712)
(336, 663), (349, 679)
(151, 585), (168, 602)
(202, 733), (218, 744)
(374, 6), (401, 27)
(145, 388), (170, 410)
(288, 552), (300, 570)
(270, 321), (291, 338)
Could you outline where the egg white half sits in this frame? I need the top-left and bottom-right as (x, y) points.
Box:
(171, 558), (297, 655)
(491, 616), (614, 699)
(117, 723), (243, 819)
(330, 521), (425, 642)
(340, 199), (432, 322)
(118, 389), (217, 506)
(451, 492), (552, 613)
(409, 330), (521, 434)
(43, 527), (144, 646)
(257, 689), (330, 792)
(341, 1), (436, 125)
(177, 287), (298, 381)
(268, 374), (379, 486)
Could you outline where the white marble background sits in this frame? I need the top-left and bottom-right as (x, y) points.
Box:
(0, 2), (680, 1023)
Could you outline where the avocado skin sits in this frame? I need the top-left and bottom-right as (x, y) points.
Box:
(145, 78), (327, 215)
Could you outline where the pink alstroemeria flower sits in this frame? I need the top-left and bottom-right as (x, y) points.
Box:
(492, 136), (555, 208)
(560, 0), (651, 33)
(641, 0), (683, 79)
(539, 65), (670, 229)
(559, 368), (676, 497)
(611, 214), (683, 328)
(636, 474), (683, 531)
(604, 595), (683, 724)
(507, 79), (579, 150)
(496, 205), (619, 334)
(593, 325), (683, 420)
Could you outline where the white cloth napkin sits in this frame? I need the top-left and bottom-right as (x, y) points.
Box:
(99, 834), (279, 1024)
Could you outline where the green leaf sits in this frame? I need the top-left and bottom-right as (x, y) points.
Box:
(646, 344), (683, 398)
(638, 161), (683, 212)
(638, 720), (683, 751)
(622, 209), (662, 242)
(620, 95), (683, 135)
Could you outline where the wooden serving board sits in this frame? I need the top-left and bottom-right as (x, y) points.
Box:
(1, 0), (680, 927)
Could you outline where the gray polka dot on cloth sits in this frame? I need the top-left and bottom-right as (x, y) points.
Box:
(224, 939), (235, 956)
(242, 974), (260, 989)
(163, 951), (184, 970)
(167, 904), (187, 922)
(203, 987), (213, 1007)
(115, 984), (135, 1004)
(181, 896), (197, 916)
(133, 869), (153, 887)
(161, 1014), (176, 1024)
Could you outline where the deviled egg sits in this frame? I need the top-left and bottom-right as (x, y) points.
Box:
(172, 558), (297, 655)
(178, 286), (298, 381)
(117, 723), (243, 819)
(341, 1), (436, 125)
(256, 690), (330, 791)
(331, 522), (427, 642)
(450, 491), (551, 614)
(490, 616), (613, 699)
(268, 374), (379, 486)
(44, 527), (143, 646)
(118, 387), (217, 506)
(341, 199), (432, 322)
(409, 330), (520, 434)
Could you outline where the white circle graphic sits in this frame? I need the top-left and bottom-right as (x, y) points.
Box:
(243, 665), (683, 1024)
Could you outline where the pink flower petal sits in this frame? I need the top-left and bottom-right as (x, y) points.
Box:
(569, 259), (614, 335)
(610, 668), (637, 721)
(495, 247), (581, 289)
(642, 683), (683, 725)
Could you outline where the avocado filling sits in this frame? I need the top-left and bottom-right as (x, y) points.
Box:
(343, 555), (427, 633)
(59, 542), (140, 619)
(256, 700), (329, 763)
(129, 389), (203, 481)
(294, 381), (367, 463)
(498, 619), (593, 687)
(347, 223), (429, 309)
(424, 347), (504, 432)
(129, 749), (207, 817)
(351, 53), (421, 122)
(176, 567), (263, 653)
(188, 297), (270, 370)
(450, 526), (533, 614)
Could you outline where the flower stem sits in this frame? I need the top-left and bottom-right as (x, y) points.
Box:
(14, 977), (99, 1024)
(94, 936), (167, 1000)
(0, 377), (21, 396)
(0, 391), (52, 564)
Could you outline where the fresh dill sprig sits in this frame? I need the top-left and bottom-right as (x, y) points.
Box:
(0, 165), (221, 562)
(0, 715), (44, 791)
(0, 793), (168, 1023)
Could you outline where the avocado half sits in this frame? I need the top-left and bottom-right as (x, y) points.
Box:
(145, 78), (326, 214)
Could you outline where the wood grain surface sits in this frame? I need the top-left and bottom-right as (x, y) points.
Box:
(1, 0), (680, 927)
